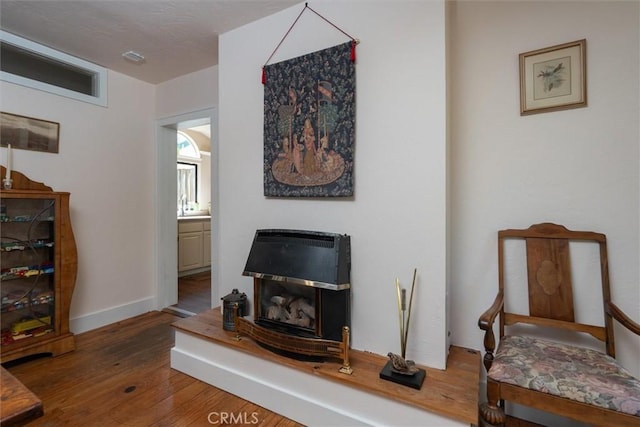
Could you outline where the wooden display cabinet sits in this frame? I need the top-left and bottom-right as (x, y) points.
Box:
(1, 167), (77, 363)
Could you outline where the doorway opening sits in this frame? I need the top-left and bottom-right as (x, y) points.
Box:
(155, 108), (218, 317)
(175, 122), (211, 314)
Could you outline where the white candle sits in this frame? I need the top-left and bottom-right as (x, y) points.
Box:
(5, 144), (11, 180)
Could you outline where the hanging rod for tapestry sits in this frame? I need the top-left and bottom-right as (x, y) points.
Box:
(262, 2), (360, 84)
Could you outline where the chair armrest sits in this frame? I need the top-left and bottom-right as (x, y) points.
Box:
(478, 291), (504, 331)
(607, 302), (640, 335)
(478, 291), (504, 372)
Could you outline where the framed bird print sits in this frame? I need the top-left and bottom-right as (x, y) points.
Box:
(519, 39), (586, 115)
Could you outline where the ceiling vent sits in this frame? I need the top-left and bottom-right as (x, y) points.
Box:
(0, 30), (108, 107)
(122, 50), (145, 63)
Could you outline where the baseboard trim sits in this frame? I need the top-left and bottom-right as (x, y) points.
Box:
(69, 297), (156, 334)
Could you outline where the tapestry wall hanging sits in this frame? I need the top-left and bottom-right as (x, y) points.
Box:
(263, 41), (355, 197)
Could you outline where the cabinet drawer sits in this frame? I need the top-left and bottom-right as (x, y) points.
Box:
(179, 221), (203, 233)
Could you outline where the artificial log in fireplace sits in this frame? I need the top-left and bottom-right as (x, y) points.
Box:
(234, 229), (352, 373)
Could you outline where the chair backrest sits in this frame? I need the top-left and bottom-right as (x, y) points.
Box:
(498, 223), (616, 357)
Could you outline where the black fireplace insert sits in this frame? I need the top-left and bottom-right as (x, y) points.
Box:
(242, 229), (350, 342)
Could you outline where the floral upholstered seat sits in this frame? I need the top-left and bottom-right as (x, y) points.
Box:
(488, 335), (640, 416)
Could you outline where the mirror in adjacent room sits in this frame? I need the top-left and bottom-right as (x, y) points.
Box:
(177, 131), (200, 215)
(177, 162), (197, 215)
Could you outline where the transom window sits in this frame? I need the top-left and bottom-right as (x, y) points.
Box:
(177, 131), (200, 159)
(0, 30), (108, 107)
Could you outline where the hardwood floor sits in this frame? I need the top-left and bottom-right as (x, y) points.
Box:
(173, 271), (212, 314)
(3, 311), (301, 426)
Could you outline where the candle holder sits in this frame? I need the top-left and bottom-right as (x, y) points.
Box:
(3, 178), (13, 190)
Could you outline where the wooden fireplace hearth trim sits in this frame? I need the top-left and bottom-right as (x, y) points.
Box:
(171, 308), (482, 425)
(233, 305), (353, 374)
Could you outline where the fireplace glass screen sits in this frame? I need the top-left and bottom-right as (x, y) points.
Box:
(257, 280), (318, 336)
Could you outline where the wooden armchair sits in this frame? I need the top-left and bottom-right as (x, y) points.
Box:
(478, 223), (640, 427)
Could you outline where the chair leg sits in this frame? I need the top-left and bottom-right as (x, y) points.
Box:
(479, 380), (506, 427)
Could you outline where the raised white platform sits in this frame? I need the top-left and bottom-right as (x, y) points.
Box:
(170, 310), (480, 426)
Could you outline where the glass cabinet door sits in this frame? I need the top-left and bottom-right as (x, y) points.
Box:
(1, 197), (57, 347)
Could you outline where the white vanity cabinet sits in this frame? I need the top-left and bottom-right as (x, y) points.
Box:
(178, 218), (211, 273)
(203, 223), (211, 268)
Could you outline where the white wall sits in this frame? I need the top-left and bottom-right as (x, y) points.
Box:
(198, 152), (212, 211)
(156, 66), (218, 119)
(218, 0), (449, 368)
(0, 71), (157, 332)
(449, 1), (639, 424)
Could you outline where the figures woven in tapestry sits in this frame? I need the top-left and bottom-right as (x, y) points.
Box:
(263, 41), (355, 197)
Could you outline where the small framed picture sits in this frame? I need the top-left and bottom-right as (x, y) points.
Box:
(0, 112), (60, 153)
(519, 39), (587, 115)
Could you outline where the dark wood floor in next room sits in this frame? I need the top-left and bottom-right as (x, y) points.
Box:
(173, 271), (212, 314)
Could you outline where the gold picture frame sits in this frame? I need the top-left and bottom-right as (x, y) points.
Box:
(0, 112), (60, 153)
(519, 39), (587, 116)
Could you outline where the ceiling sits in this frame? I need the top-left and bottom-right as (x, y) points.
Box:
(0, 0), (301, 85)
